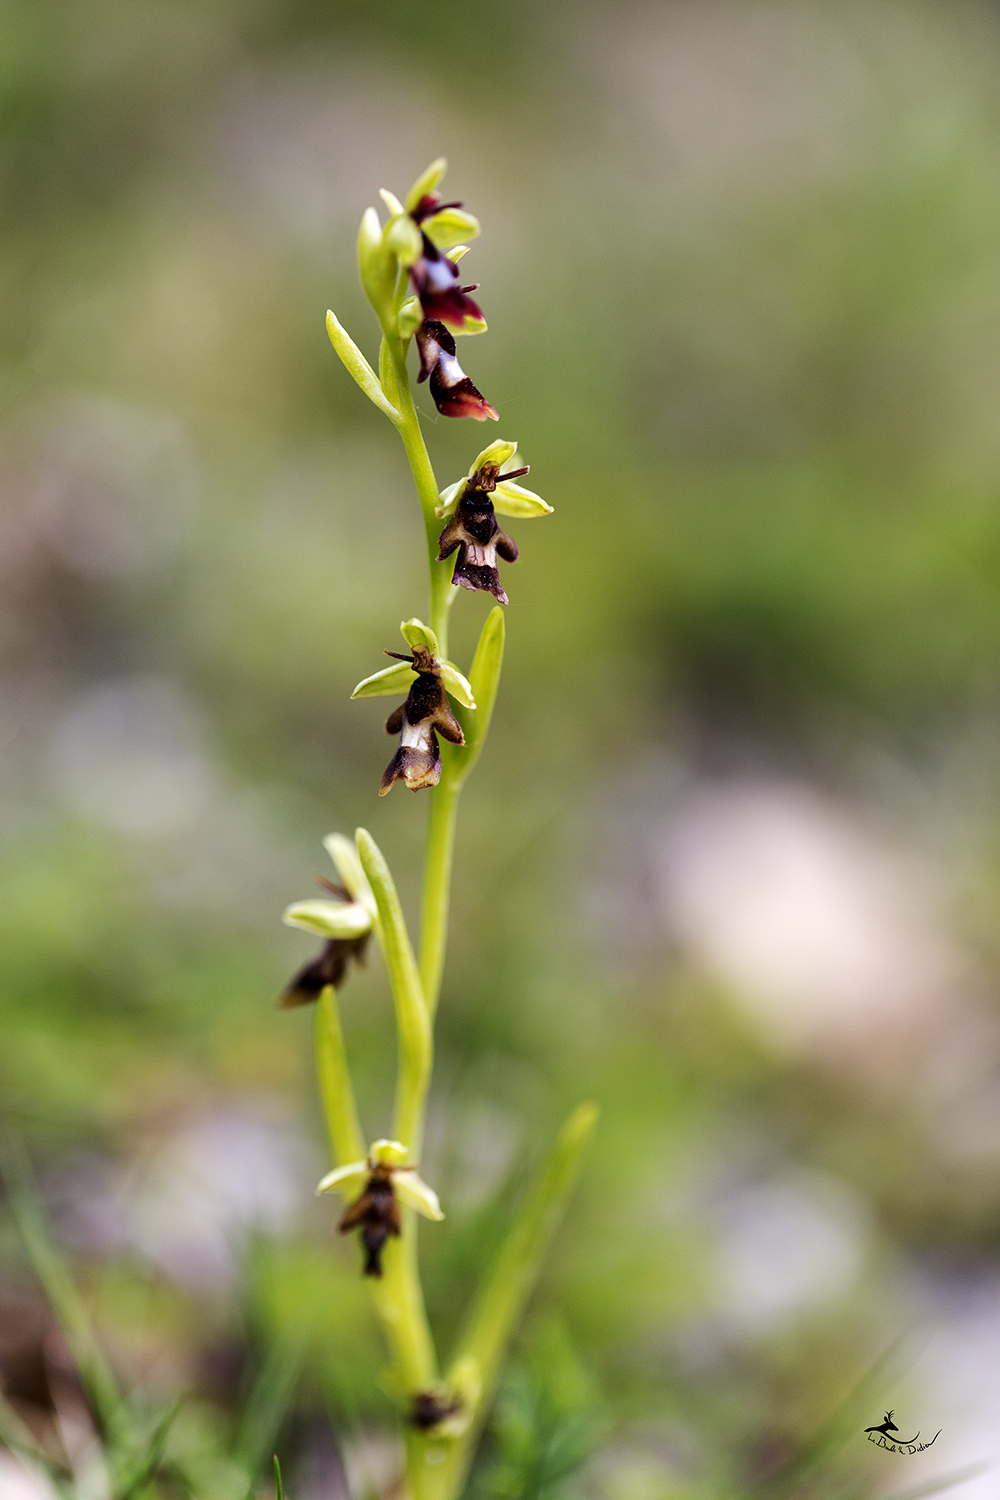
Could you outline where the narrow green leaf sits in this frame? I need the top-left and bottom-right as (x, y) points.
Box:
(115, 1396), (184, 1500)
(274, 1455), (285, 1500)
(432, 1103), (597, 1500)
(315, 987), (367, 1168)
(450, 1103), (597, 1390)
(231, 1328), (306, 1481)
(355, 829), (431, 1156)
(0, 1386), (52, 1469)
(447, 606), (505, 785)
(326, 310), (398, 421)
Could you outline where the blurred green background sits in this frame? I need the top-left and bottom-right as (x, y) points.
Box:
(4, 0), (1000, 1495)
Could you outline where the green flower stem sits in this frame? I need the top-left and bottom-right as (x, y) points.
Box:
(356, 828), (432, 1157)
(314, 987), (366, 1166)
(368, 1215), (438, 1391)
(380, 331), (454, 653)
(353, 828), (438, 1401)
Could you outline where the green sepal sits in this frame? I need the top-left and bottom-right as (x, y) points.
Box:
(404, 157), (448, 213)
(282, 899), (371, 939)
(494, 480), (553, 519)
(379, 188), (405, 217)
(351, 661), (416, 699)
(400, 617), (440, 655)
(326, 311), (398, 422)
(352, 652), (474, 709)
(435, 479), (464, 520)
(357, 206), (396, 318)
(323, 833), (377, 920)
(474, 438), (518, 471)
(440, 662), (476, 710)
(385, 213), (422, 268)
(394, 1170), (444, 1221)
(316, 1159), (368, 1196)
(423, 207), (481, 251)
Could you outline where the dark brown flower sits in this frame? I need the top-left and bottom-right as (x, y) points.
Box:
(380, 644), (465, 795)
(318, 1141), (444, 1279)
(279, 931), (370, 1008)
(436, 458), (532, 605)
(279, 875), (371, 1006)
(410, 1390), (462, 1430)
(337, 1159), (401, 1278)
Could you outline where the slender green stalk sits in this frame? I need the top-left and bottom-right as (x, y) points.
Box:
(367, 1220), (437, 1391)
(314, 987), (366, 1166)
(381, 332), (454, 652)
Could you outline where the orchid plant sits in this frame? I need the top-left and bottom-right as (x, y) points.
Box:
(279, 160), (596, 1500)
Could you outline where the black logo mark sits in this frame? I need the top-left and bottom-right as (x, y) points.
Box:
(864, 1410), (941, 1455)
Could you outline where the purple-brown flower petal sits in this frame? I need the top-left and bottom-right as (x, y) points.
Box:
(279, 933), (370, 1007)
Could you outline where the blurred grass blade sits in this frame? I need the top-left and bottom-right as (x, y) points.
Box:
(274, 1455), (285, 1500)
(745, 1337), (921, 1500)
(438, 1103), (598, 1500)
(231, 1327), (307, 1483)
(0, 1140), (124, 1441)
(356, 828), (431, 1155)
(0, 1386), (54, 1470)
(115, 1396), (184, 1500)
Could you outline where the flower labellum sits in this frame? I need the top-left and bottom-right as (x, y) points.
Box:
(380, 642), (465, 795)
(280, 928), (370, 1008)
(416, 320), (498, 422)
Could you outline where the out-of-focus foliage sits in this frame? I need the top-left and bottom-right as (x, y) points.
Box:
(4, 0), (1000, 1495)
